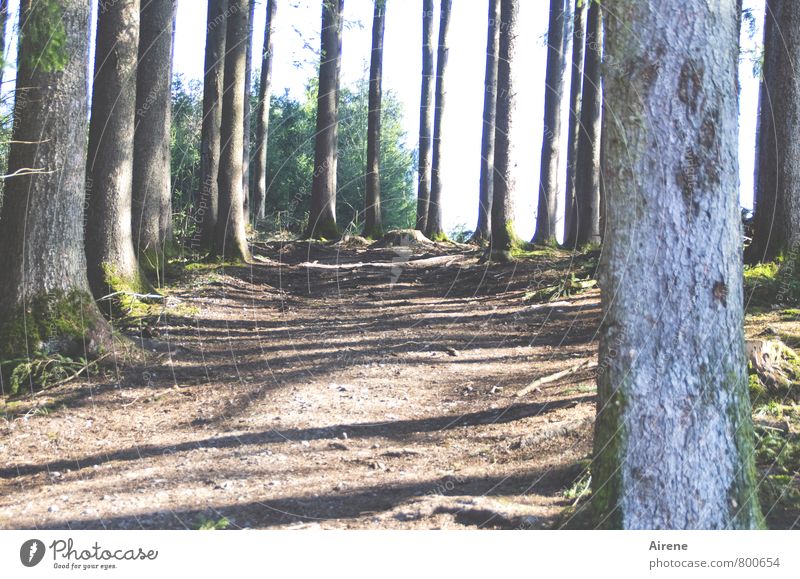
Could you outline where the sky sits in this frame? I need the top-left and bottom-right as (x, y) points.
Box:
(2, 0), (763, 240)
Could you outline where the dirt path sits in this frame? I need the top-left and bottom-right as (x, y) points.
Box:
(1, 241), (603, 529)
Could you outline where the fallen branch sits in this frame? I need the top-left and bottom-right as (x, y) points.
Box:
(33, 352), (112, 395)
(97, 290), (164, 302)
(515, 359), (598, 397)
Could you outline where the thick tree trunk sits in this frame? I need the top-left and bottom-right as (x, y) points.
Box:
(425, 0), (452, 241)
(252, 0), (277, 223)
(415, 0), (435, 233)
(563, 0), (587, 248)
(489, 0), (518, 263)
(242, 0), (255, 223)
(214, 0), (251, 260)
(132, 0), (177, 278)
(594, 0), (763, 529)
(86, 0), (150, 298)
(307, 0), (344, 240)
(472, 0), (501, 243)
(197, 0), (228, 251)
(749, 0), (800, 262)
(363, 0), (386, 239)
(575, 0), (602, 246)
(533, 0), (570, 245)
(0, 0), (112, 379)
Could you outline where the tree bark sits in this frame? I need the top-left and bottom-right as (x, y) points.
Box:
(0, 0), (112, 375)
(533, 0), (570, 245)
(132, 0), (177, 278)
(197, 0), (228, 251)
(425, 0), (452, 241)
(363, 0), (386, 239)
(415, 0), (435, 233)
(575, 0), (602, 246)
(252, 0), (277, 222)
(86, 0), (150, 298)
(306, 0), (344, 240)
(472, 0), (501, 243)
(214, 0), (251, 260)
(489, 0), (518, 263)
(749, 0), (800, 262)
(242, 0), (255, 223)
(563, 0), (587, 248)
(594, 0), (763, 529)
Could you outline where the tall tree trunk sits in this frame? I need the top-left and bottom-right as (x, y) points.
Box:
(363, 0), (386, 239)
(594, 0), (763, 529)
(242, 0), (255, 223)
(489, 0), (518, 263)
(425, 0), (452, 241)
(415, 0), (435, 233)
(533, 0), (570, 245)
(214, 0), (251, 260)
(472, 0), (500, 243)
(197, 0), (228, 251)
(86, 0), (150, 298)
(306, 0), (344, 240)
(133, 0), (177, 280)
(0, 0), (112, 384)
(0, 0), (9, 95)
(575, 0), (602, 246)
(252, 0), (277, 223)
(749, 0), (799, 262)
(563, 0), (587, 248)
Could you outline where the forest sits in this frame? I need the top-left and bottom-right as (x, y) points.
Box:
(0, 0), (798, 533)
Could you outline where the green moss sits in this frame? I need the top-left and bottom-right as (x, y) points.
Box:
(590, 377), (626, 529)
(306, 217), (340, 241)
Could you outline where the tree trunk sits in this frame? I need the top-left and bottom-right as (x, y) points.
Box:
(214, 0), (251, 261)
(0, 0), (9, 97)
(594, 0), (763, 529)
(242, 0), (255, 223)
(0, 0), (112, 381)
(425, 0), (452, 241)
(472, 0), (501, 243)
(575, 0), (602, 246)
(489, 0), (519, 263)
(363, 0), (386, 239)
(415, 0), (435, 233)
(197, 0), (228, 251)
(252, 0), (277, 223)
(132, 0), (177, 279)
(563, 0), (587, 248)
(86, 0), (150, 298)
(533, 0), (570, 245)
(306, 0), (344, 240)
(749, 0), (800, 262)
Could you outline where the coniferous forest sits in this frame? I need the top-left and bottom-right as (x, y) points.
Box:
(0, 0), (799, 539)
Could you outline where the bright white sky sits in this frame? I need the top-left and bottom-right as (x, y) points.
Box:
(2, 0), (762, 240)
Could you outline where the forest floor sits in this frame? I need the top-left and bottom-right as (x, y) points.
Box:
(1, 236), (797, 530)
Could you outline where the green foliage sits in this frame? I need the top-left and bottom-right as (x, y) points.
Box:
(448, 224), (473, 244)
(22, 0), (69, 73)
(171, 75), (203, 244)
(1, 354), (87, 396)
(195, 515), (230, 530)
(755, 425), (800, 519)
(745, 259), (800, 308)
(524, 273), (597, 303)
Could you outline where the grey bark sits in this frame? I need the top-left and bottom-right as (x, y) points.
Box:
(425, 0), (452, 241)
(197, 0), (228, 250)
(252, 0), (277, 222)
(307, 0), (344, 239)
(563, 0), (587, 248)
(86, 0), (149, 297)
(594, 0), (763, 529)
(415, 0), (435, 232)
(133, 0), (177, 275)
(364, 0), (386, 239)
(489, 0), (518, 262)
(0, 0), (111, 361)
(214, 0), (251, 260)
(473, 0), (501, 242)
(750, 0), (800, 262)
(242, 0), (255, 222)
(575, 0), (602, 246)
(533, 0), (570, 245)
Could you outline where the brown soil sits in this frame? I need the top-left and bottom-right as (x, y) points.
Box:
(1, 242), (603, 530)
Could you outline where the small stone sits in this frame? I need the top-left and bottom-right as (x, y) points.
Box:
(48, 505), (59, 513)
